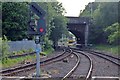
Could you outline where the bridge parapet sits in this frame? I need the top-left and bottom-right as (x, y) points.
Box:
(66, 16), (90, 24)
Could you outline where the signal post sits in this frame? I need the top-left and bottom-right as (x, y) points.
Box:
(28, 2), (46, 77)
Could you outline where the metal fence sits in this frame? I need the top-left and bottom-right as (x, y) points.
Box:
(8, 40), (36, 52)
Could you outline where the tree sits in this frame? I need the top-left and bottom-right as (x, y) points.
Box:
(2, 2), (68, 41)
(49, 15), (68, 48)
(80, 2), (118, 44)
(0, 2), (2, 37)
(2, 2), (68, 50)
(105, 23), (120, 44)
(2, 2), (29, 40)
(37, 2), (68, 48)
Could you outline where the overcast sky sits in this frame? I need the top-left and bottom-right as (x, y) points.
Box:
(57, 0), (95, 17)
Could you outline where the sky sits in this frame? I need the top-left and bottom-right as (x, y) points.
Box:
(57, 0), (95, 17)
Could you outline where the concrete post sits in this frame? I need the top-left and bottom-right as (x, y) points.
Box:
(85, 24), (89, 47)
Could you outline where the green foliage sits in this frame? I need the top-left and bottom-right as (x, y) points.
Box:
(94, 44), (119, 54)
(80, 2), (118, 44)
(2, 2), (68, 50)
(36, 2), (67, 38)
(1, 35), (34, 66)
(0, 38), (2, 60)
(11, 48), (34, 55)
(105, 23), (120, 43)
(2, 55), (36, 68)
(0, 3), (2, 37)
(28, 48), (34, 52)
(37, 2), (68, 48)
(44, 37), (53, 50)
(1, 35), (10, 63)
(2, 2), (29, 41)
(49, 15), (68, 47)
(43, 47), (54, 55)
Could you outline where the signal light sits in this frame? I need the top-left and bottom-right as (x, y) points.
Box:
(39, 28), (44, 32)
(37, 18), (46, 35)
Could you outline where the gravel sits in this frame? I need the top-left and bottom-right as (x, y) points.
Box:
(2, 49), (120, 80)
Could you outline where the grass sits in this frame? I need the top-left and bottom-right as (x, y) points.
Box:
(12, 48), (34, 55)
(1, 47), (54, 68)
(42, 47), (54, 55)
(93, 44), (119, 54)
(1, 55), (36, 68)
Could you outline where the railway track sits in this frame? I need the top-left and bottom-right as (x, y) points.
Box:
(71, 48), (120, 78)
(86, 49), (120, 66)
(1, 49), (93, 80)
(91, 50), (120, 60)
(0, 49), (72, 76)
(69, 47), (120, 79)
(2, 47), (119, 79)
(74, 50), (93, 80)
(61, 51), (80, 80)
(62, 49), (93, 80)
(71, 47), (120, 66)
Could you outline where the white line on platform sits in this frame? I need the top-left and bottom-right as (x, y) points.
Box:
(92, 76), (120, 80)
(1, 76), (26, 79)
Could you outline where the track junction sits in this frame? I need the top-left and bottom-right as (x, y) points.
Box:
(1, 47), (120, 80)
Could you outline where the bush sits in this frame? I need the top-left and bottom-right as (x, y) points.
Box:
(44, 37), (53, 50)
(0, 38), (2, 58)
(105, 23), (120, 44)
(1, 35), (10, 63)
(28, 48), (34, 52)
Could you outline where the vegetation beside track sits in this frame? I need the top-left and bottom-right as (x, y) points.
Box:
(43, 47), (54, 55)
(1, 49), (54, 68)
(93, 44), (119, 54)
(0, 55), (36, 68)
(0, 36), (54, 68)
(1, 48), (54, 68)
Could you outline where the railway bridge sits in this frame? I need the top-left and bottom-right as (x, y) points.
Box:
(66, 16), (90, 46)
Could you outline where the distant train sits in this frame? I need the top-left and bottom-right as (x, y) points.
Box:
(67, 36), (76, 47)
(67, 36), (85, 48)
(58, 35), (88, 48)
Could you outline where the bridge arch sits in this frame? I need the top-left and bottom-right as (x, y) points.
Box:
(66, 16), (90, 46)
